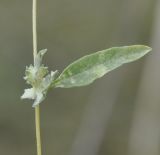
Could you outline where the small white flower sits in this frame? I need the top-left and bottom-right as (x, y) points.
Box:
(21, 49), (58, 107)
(21, 88), (36, 100)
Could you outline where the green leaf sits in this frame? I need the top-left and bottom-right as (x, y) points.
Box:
(53, 45), (151, 88)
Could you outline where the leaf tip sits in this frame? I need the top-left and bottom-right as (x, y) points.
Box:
(134, 45), (152, 53)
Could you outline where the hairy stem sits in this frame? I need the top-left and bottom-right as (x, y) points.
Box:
(32, 0), (42, 155)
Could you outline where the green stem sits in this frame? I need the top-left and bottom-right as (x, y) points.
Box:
(35, 105), (42, 155)
(33, 0), (37, 63)
(32, 0), (42, 155)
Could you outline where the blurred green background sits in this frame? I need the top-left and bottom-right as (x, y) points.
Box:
(0, 0), (159, 155)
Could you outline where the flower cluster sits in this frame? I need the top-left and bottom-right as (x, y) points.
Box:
(21, 49), (58, 107)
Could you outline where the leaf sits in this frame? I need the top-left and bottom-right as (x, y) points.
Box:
(53, 45), (151, 88)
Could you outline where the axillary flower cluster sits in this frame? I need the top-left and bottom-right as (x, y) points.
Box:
(21, 49), (58, 107)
